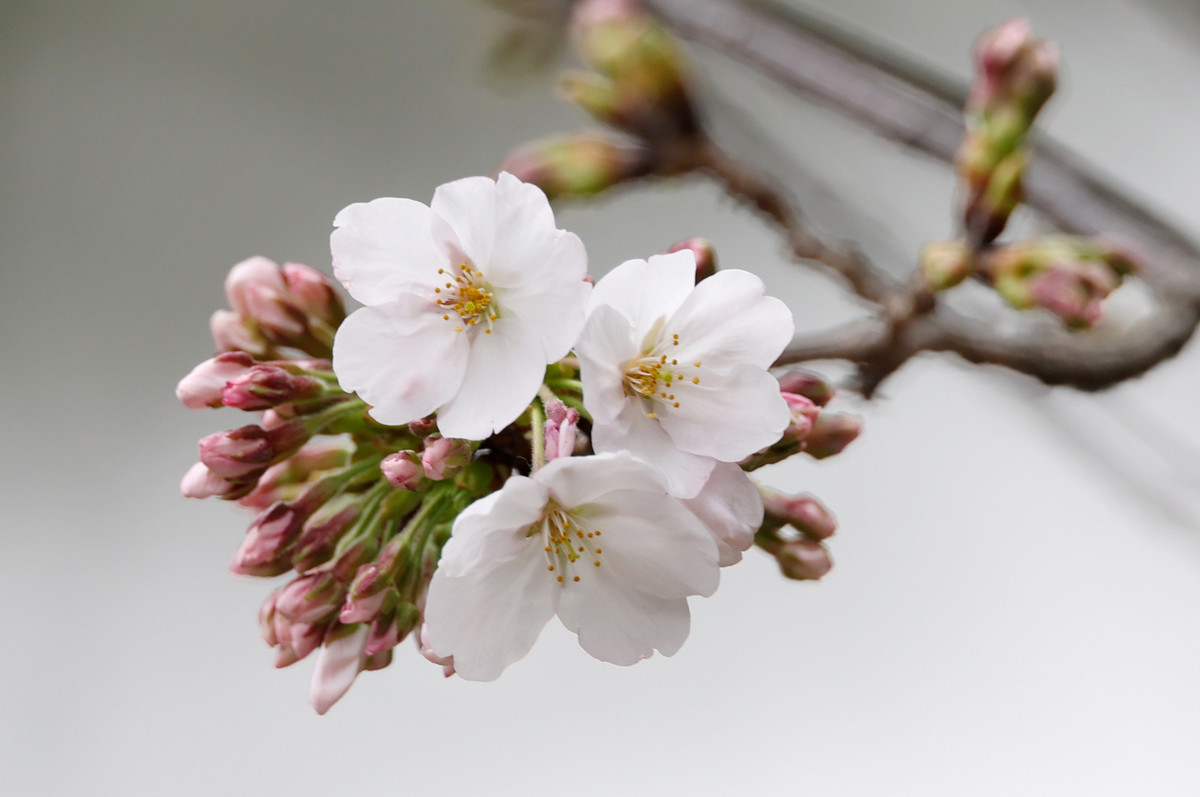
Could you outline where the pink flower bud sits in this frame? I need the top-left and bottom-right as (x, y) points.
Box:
(282, 262), (346, 328)
(667, 238), (717, 281)
(180, 461), (251, 500)
(366, 601), (420, 656)
(421, 437), (472, 481)
(340, 580), (395, 625)
(543, 399), (580, 461)
(804, 413), (863, 460)
(775, 369), (834, 407)
(225, 256), (311, 348)
(762, 491), (837, 540)
(292, 495), (361, 574)
(209, 309), (268, 356)
(198, 426), (274, 480)
(775, 539), (833, 581)
(275, 572), (344, 626)
(230, 501), (305, 577)
(221, 365), (321, 411)
(273, 619), (326, 668)
(408, 416), (438, 439)
(381, 451), (424, 490)
(176, 352), (255, 409)
(310, 624), (369, 715)
(780, 392), (819, 444)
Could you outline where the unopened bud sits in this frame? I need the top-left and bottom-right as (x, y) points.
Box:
(176, 351), (255, 409)
(198, 426), (274, 480)
(222, 365), (321, 411)
(275, 572), (344, 626)
(804, 413), (862, 460)
(775, 539), (833, 581)
(209, 309), (268, 356)
(761, 491), (837, 540)
(282, 262), (345, 329)
(776, 369), (834, 407)
(418, 622), (456, 678)
(225, 256), (306, 339)
(543, 399), (580, 461)
(666, 237), (716, 281)
(366, 600), (421, 656)
(310, 623), (368, 715)
(180, 461), (252, 500)
(498, 134), (653, 200)
(421, 437), (472, 481)
(231, 501), (306, 577)
(919, 239), (974, 291)
(381, 450), (424, 490)
(780, 392), (819, 444)
(292, 494), (362, 574)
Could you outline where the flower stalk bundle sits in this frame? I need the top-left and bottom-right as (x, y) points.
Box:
(179, 174), (859, 712)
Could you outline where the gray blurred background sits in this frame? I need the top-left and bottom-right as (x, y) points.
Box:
(2, 1), (1198, 795)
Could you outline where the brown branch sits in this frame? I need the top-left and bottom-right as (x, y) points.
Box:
(645, 0), (1200, 391)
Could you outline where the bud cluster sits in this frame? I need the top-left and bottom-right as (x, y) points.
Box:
(740, 369), (863, 471)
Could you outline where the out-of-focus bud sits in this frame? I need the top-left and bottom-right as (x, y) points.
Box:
(421, 437), (473, 481)
(803, 413), (863, 460)
(919, 239), (974, 291)
(780, 392), (819, 444)
(292, 494), (362, 574)
(340, 536), (408, 624)
(776, 369), (835, 407)
(408, 416), (438, 439)
(176, 351), (255, 409)
(310, 623), (369, 715)
(221, 365), (322, 411)
(774, 539), (833, 581)
(543, 399), (580, 461)
(180, 461), (252, 500)
(366, 600), (421, 656)
(498, 133), (653, 200)
(210, 309), (269, 356)
(761, 491), (837, 540)
(275, 572), (344, 626)
(225, 256), (306, 340)
(381, 451), (424, 490)
(198, 426), (274, 480)
(238, 438), (354, 511)
(980, 235), (1136, 328)
(666, 237), (717, 282)
(231, 501), (306, 577)
(957, 19), (1058, 246)
(282, 262), (346, 330)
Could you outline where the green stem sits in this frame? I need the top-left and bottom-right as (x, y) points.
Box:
(529, 398), (546, 472)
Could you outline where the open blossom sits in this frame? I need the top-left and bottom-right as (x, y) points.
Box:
(331, 172), (590, 440)
(422, 452), (719, 681)
(575, 250), (793, 496)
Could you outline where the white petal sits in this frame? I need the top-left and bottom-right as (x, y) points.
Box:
(431, 176), (497, 271)
(483, 172), (562, 288)
(434, 316), (546, 439)
(591, 400), (716, 497)
(576, 303), (640, 425)
(587, 252), (695, 343)
(423, 541), (559, 682)
(658, 364), (791, 461)
(332, 298), (468, 426)
(495, 231), (591, 362)
(309, 624), (368, 715)
(435, 476), (549, 578)
(665, 269), (794, 370)
(535, 451), (664, 507)
(331, 198), (458, 306)
(684, 462), (763, 567)
(557, 575), (693, 666)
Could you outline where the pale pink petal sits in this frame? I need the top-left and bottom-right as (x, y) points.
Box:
(423, 547), (559, 682)
(576, 303), (640, 425)
(331, 198), (458, 305)
(225, 256), (285, 317)
(667, 269), (794, 370)
(332, 298), (468, 426)
(587, 252), (695, 342)
(434, 316), (546, 439)
(536, 451), (663, 507)
(435, 476), (549, 578)
(430, 176), (497, 272)
(591, 401), (716, 497)
(557, 575), (692, 665)
(684, 462), (763, 567)
(657, 365), (791, 461)
(483, 172), (561, 287)
(179, 461), (237, 499)
(310, 624), (369, 715)
(495, 230), (591, 362)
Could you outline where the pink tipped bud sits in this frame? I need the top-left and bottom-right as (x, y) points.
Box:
(310, 624), (369, 715)
(225, 256), (306, 338)
(421, 437), (472, 481)
(275, 572), (344, 626)
(271, 618), (327, 667)
(230, 501), (305, 577)
(543, 399), (581, 461)
(180, 461), (250, 500)
(209, 309), (268, 356)
(498, 133), (653, 200)
(667, 237), (717, 281)
(292, 495), (361, 574)
(282, 262), (345, 328)
(221, 365), (321, 411)
(804, 413), (863, 460)
(381, 451), (424, 490)
(176, 351), (255, 409)
(340, 581), (396, 625)
(776, 369), (835, 407)
(775, 539), (834, 581)
(761, 491), (837, 540)
(408, 416), (438, 439)
(198, 426), (274, 480)
(780, 392), (819, 444)
(366, 601), (421, 656)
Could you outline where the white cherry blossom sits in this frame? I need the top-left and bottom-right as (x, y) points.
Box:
(331, 173), (590, 440)
(684, 462), (764, 567)
(575, 250), (794, 497)
(422, 452), (720, 681)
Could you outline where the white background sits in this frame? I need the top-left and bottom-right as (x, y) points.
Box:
(1, 1), (1197, 794)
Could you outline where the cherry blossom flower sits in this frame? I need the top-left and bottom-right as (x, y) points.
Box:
(575, 250), (793, 496)
(331, 173), (590, 440)
(683, 462), (764, 567)
(422, 452), (719, 681)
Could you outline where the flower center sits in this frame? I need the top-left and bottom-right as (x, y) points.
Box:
(534, 507), (604, 585)
(434, 264), (498, 334)
(622, 333), (702, 419)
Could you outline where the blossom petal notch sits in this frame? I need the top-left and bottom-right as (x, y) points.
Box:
(331, 172), (591, 440)
(422, 452), (720, 681)
(575, 250), (794, 496)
